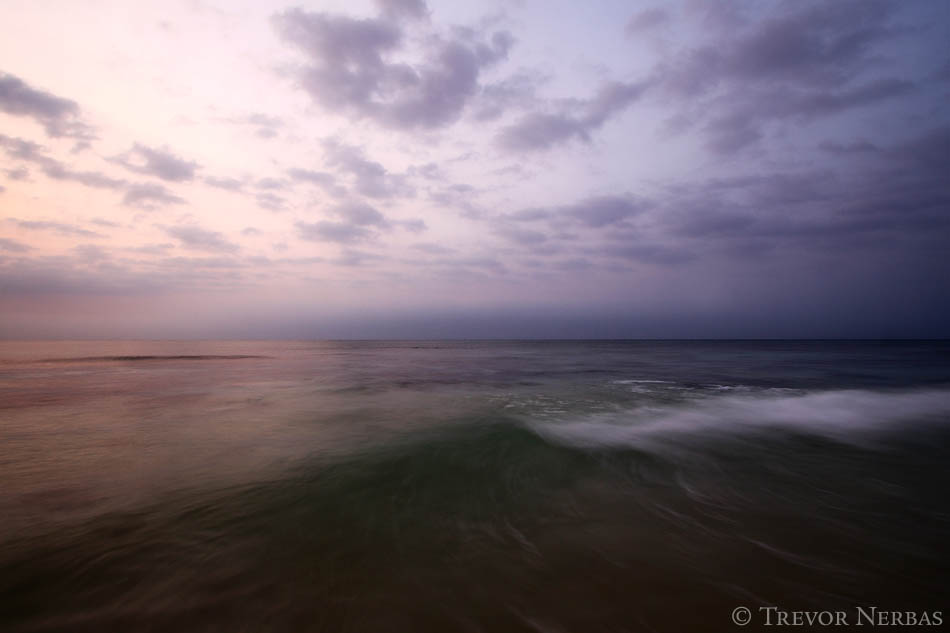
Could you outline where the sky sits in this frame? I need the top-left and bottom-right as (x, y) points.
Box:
(0, 0), (948, 339)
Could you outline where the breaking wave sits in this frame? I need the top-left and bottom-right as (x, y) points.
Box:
(527, 388), (950, 449)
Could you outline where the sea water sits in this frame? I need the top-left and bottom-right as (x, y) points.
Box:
(1, 340), (948, 631)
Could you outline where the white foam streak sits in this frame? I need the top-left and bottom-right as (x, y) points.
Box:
(531, 389), (950, 449)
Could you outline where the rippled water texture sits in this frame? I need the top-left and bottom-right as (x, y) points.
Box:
(1, 340), (948, 632)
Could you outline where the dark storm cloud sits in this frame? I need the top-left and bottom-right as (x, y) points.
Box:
(0, 72), (94, 140)
(113, 144), (199, 182)
(651, 0), (926, 154)
(122, 183), (185, 208)
(322, 140), (413, 199)
(272, 7), (512, 129)
(496, 81), (648, 151)
(164, 225), (239, 253)
(8, 219), (104, 238)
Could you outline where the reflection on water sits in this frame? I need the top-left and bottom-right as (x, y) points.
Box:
(1, 340), (948, 632)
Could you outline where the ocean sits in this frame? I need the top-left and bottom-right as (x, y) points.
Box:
(0, 340), (948, 632)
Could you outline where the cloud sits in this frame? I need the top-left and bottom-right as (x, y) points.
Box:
(473, 71), (545, 121)
(332, 200), (388, 227)
(374, 0), (428, 22)
(43, 162), (127, 189)
(625, 8), (670, 35)
(0, 72), (93, 140)
(653, 125), (950, 254)
(8, 219), (104, 238)
(287, 168), (343, 196)
(0, 237), (31, 252)
(651, 0), (920, 154)
(255, 177), (285, 190)
(566, 195), (649, 227)
(296, 220), (372, 244)
(239, 112), (284, 138)
(256, 192), (286, 211)
(0, 134), (46, 162)
(123, 183), (185, 208)
(5, 167), (29, 181)
(493, 225), (548, 246)
(164, 225), (239, 253)
(429, 183), (484, 218)
(505, 195), (647, 228)
(0, 134), (126, 190)
(294, 199), (423, 244)
(397, 218), (426, 233)
(333, 248), (385, 267)
(819, 139), (879, 155)
(204, 176), (244, 191)
(0, 138), (182, 212)
(714, 1), (893, 86)
(602, 241), (694, 265)
(0, 253), (250, 298)
(113, 144), (199, 182)
(73, 244), (110, 262)
(496, 81), (647, 151)
(322, 140), (413, 199)
(272, 7), (512, 129)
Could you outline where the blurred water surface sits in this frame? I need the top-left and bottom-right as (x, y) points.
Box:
(1, 340), (948, 632)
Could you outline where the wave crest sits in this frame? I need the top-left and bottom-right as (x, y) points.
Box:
(528, 388), (950, 449)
